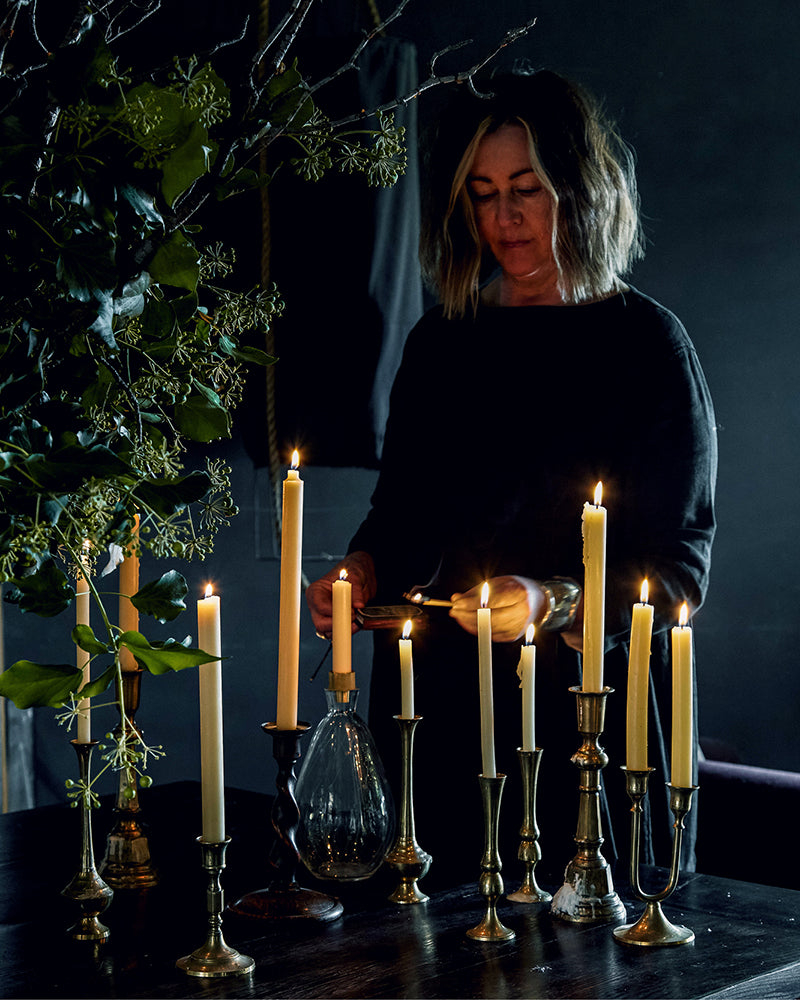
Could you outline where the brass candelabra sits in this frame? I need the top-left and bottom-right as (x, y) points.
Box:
(613, 768), (698, 946)
(550, 687), (626, 924)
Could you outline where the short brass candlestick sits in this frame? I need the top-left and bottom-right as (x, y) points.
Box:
(385, 715), (431, 904)
(100, 669), (158, 888)
(551, 687), (626, 924)
(466, 773), (515, 942)
(61, 740), (114, 941)
(613, 769), (698, 947)
(228, 722), (343, 921)
(507, 747), (551, 904)
(177, 837), (255, 977)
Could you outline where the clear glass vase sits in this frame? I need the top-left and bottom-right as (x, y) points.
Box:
(295, 688), (395, 881)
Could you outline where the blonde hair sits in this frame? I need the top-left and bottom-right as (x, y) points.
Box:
(421, 71), (644, 318)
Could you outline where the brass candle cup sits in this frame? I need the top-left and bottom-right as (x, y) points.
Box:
(613, 769), (698, 947)
(550, 687), (626, 925)
(507, 747), (552, 904)
(177, 837), (255, 978)
(61, 740), (114, 942)
(385, 715), (431, 904)
(466, 773), (515, 942)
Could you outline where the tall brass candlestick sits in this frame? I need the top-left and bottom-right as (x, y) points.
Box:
(385, 715), (431, 904)
(466, 773), (515, 942)
(177, 838), (254, 977)
(550, 687), (626, 924)
(507, 747), (551, 904)
(613, 769), (698, 946)
(62, 740), (113, 941)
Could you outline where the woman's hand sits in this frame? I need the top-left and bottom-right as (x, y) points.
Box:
(305, 551), (377, 638)
(449, 575), (546, 642)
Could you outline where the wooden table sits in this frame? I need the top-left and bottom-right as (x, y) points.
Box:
(1, 782), (798, 999)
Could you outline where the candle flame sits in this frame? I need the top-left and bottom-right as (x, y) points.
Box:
(593, 481), (603, 506)
(679, 602), (689, 627)
(339, 568), (348, 581)
(291, 449), (300, 470)
(480, 581), (489, 609)
(402, 619), (413, 640)
(640, 578), (649, 604)
(525, 623), (535, 644)
(204, 583), (213, 598)
(411, 592), (423, 603)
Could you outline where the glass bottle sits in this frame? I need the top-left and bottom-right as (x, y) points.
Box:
(295, 687), (395, 881)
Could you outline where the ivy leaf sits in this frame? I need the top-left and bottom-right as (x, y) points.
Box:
(161, 122), (216, 207)
(131, 470), (210, 518)
(131, 570), (188, 622)
(148, 231), (200, 292)
(6, 560), (75, 617)
(76, 663), (117, 699)
(174, 382), (230, 442)
(71, 624), (111, 655)
(0, 660), (82, 709)
(119, 631), (217, 674)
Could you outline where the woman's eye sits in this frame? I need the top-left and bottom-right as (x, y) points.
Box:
(516, 187), (542, 197)
(470, 190), (496, 203)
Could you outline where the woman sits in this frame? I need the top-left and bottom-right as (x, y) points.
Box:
(307, 70), (717, 889)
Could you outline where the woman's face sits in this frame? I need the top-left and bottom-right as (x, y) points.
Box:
(467, 123), (560, 303)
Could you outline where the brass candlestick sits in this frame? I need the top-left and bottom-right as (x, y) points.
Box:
(385, 715), (431, 904)
(177, 837), (255, 977)
(613, 770), (698, 946)
(551, 687), (626, 924)
(100, 669), (158, 888)
(61, 740), (114, 941)
(228, 723), (343, 921)
(507, 747), (552, 904)
(466, 773), (515, 942)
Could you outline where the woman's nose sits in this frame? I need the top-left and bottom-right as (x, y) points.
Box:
(496, 192), (522, 224)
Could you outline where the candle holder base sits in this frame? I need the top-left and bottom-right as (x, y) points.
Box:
(228, 885), (344, 922)
(613, 899), (695, 947)
(227, 723), (344, 923)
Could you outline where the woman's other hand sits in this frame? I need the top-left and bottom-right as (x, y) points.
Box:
(449, 575), (546, 641)
(306, 551), (377, 638)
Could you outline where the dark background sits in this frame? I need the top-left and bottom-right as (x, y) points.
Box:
(2, 0), (798, 825)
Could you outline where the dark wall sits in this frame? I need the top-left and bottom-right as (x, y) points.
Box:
(3, 0), (799, 814)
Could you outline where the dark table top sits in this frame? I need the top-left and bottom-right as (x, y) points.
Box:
(1, 781), (799, 1000)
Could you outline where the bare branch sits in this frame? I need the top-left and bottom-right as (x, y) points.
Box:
(306, 0), (413, 97)
(321, 17), (538, 130)
(248, 0), (316, 94)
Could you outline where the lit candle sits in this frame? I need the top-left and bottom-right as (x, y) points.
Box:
(581, 481), (607, 691)
(477, 582), (496, 778)
(197, 584), (225, 843)
(399, 620), (414, 719)
(76, 545), (91, 743)
(332, 569), (352, 675)
(519, 624), (536, 752)
(118, 514), (140, 672)
(671, 602), (694, 788)
(626, 579), (654, 770)
(275, 451), (304, 731)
